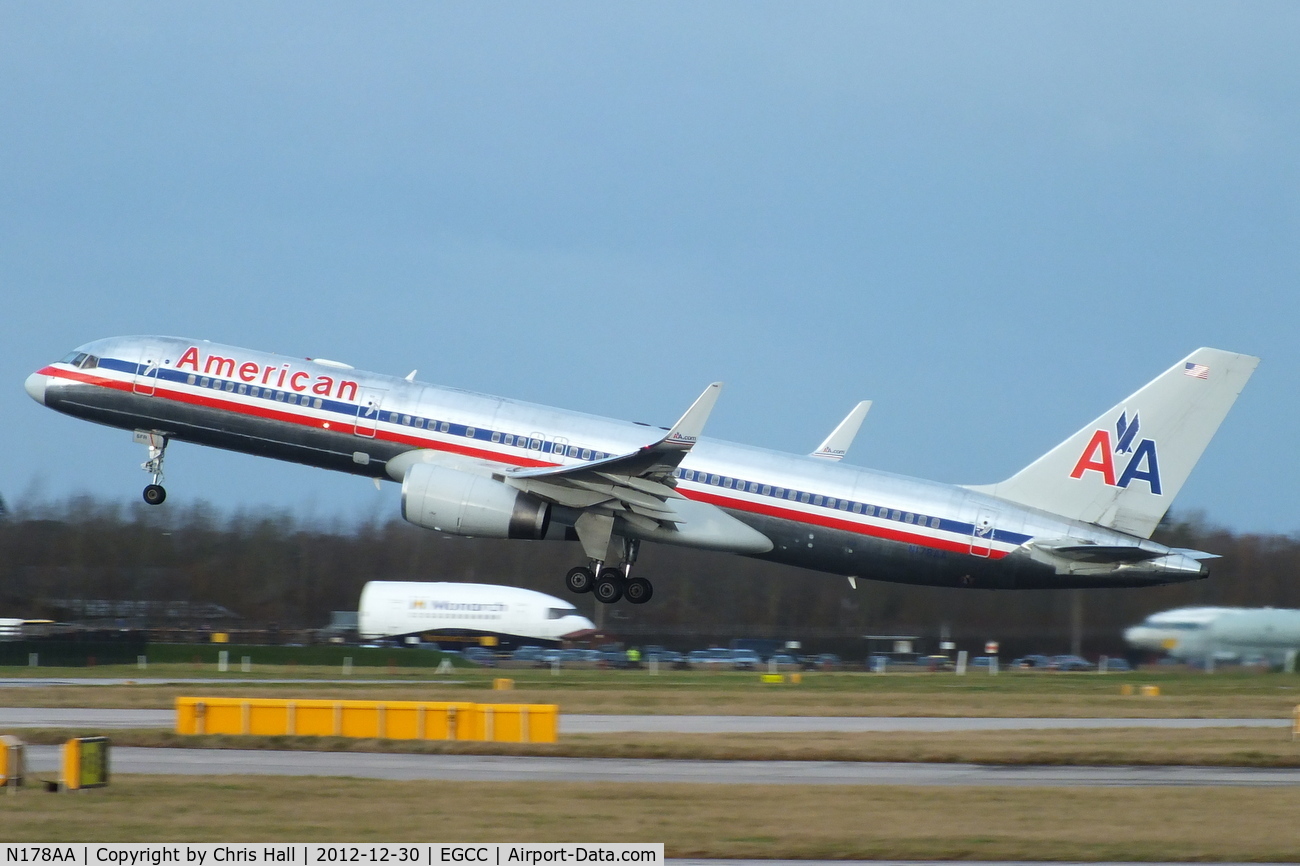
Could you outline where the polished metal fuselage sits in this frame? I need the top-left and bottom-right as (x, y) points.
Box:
(31, 336), (1206, 590)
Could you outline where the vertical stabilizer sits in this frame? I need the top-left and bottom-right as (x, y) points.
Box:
(968, 348), (1258, 537)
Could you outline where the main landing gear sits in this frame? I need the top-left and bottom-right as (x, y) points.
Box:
(565, 538), (653, 605)
(136, 430), (169, 506)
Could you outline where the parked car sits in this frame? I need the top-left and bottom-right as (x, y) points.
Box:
(1049, 654), (1094, 671)
(731, 649), (762, 670)
(687, 648), (738, 669)
(512, 645), (544, 661)
(768, 653), (799, 668)
(1012, 654), (1052, 669)
(915, 654), (954, 671)
(461, 646), (497, 666)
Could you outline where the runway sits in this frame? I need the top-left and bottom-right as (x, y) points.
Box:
(0, 707), (1289, 732)
(20, 745), (1300, 786)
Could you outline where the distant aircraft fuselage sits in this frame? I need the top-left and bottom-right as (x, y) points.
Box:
(25, 337), (1258, 602)
(358, 582), (595, 644)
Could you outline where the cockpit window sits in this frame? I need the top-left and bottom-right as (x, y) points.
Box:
(547, 607), (576, 620)
(59, 352), (99, 369)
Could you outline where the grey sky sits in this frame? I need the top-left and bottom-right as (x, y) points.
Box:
(2, 2), (1295, 532)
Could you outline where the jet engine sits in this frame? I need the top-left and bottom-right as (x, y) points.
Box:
(400, 463), (550, 539)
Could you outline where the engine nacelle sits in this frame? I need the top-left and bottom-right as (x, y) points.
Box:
(400, 463), (550, 539)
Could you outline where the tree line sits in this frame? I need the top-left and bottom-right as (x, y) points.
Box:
(0, 496), (1295, 657)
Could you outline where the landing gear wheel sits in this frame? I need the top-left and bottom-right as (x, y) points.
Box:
(143, 484), (167, 506)
(624, 577), (653, 605)
(593, 570), (624, 604)
(565, 567), (595, 594)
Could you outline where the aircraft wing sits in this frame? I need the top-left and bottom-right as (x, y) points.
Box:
(810, 401), (871, 461)
(500, 383), (722, 534)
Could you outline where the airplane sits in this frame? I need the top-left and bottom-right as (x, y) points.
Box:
(25, 338), (1258, 602)
(1125, 606), (1300, 667)
(357, 581), (596, 646)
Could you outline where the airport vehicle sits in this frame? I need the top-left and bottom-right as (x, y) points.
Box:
(26, 339), (1257, 601)
(357, 581), (594, 645)
(915, 654), (954, 671)
(1125, 606), (1300, 666)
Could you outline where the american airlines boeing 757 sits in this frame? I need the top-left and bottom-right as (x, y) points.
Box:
(25, 339), (1257, 603)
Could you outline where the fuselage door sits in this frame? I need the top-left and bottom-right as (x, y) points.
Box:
(970, 507), (999, 558)
(133, 346), (160, 396)
(355, 388), (386, 438)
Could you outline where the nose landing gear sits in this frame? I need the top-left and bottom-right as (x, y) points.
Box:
(136, 430), (169, 506)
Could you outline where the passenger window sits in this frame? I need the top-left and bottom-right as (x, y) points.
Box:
(931, 517), (941, 528)
(313, 398), (323, 409)
(504, 434), (514, 445)
(852, 503), (862, 513)
(250, 387), (259, 397)
(904, 513), (914, 524)
(799, 492), (809, 503)
(826, 497), (836, 508)
(402, 415), (411, 425)
(709, 475), (720, 485)
(530, 438), (541, 450)
(466, 427), (476, 438)
(237, 384), (247, 395)
(865, 505), (875, 516)
(491, 432), (501, 443)
(275, 392), (285, 402)
(414, 418), (424, 428)
(891, 510), (901, 521)
(761, 485), (771, 496)
(581, 449), (591, 459)
(200, 377), (210, 387)
(187, 375), (197, 385)
(723, 478), (733, 489)
(225, 382), (235, 392)
(440, 422), (450, 433)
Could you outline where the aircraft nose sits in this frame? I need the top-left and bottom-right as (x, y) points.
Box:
(1124, 626), (1152, 649)
(24, 371), (48, 405)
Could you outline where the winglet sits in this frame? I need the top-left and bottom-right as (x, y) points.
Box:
(660, 382), (723, 449)
(811, 401), (872, 461)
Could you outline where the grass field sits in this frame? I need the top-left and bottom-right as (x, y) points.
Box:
(3, 664), (1298, 718)
(4, 667), (1300, 855)
(3, 776), (1300, 859)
